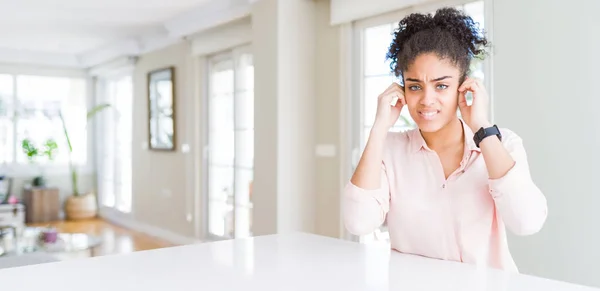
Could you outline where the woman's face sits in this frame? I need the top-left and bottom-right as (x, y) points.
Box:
(403, 53), (462, 133)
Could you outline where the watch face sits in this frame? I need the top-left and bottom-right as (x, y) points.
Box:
(476, 128), (486, 139)
(474, 125), (501, 146)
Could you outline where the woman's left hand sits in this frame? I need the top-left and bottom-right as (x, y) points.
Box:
(458, 77), (492, 132)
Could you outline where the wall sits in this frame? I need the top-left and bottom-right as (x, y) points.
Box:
(190, 17), (252, 56)
(175, 0), (341, 239)
(124, 0), (330, 240)
(330, 0), (432, 24)
(314, 0), (342, 238)
(492, 0), (600, 287)
(124, 0), (341, 241)
(250, 0), (278, 235)
(131, 42), (196, 238)
(251, 0), (318, 235)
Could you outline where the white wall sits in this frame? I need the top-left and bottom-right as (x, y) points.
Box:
(131, 42), (197, 239)
(492, 0), (600, 287)
(275, 0), (317, 234)
(314, 0), (342, 238)
(330, 0), (432, 24)
(250, 0), (279, 235)
(252, 0), (317, 235)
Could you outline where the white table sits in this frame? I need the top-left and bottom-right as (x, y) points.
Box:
(0, 232), (596, 290)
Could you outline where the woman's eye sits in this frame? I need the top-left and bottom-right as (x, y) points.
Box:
(437, 84), (448, 90)
(408, 85), (421, 91)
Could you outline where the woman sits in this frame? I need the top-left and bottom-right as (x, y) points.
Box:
(342, 7), (547, 272)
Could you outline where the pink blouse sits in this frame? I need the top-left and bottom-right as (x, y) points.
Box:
(342, 121), (547, 272)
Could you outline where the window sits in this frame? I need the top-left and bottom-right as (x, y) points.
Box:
(0, 75), (14, 165)
(352, 0), (486, 244)
(206, 45), (254, 239)
(0, 74), (88, 168)
(97, 75), (133, 213)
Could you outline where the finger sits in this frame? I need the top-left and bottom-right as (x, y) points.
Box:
(386, 91), (401, 106)
(380, 87), (404, 101)
(399, 87), (406, 105)
(393, 93), (406, 108)
(458, 89), (469, 108)
(381, 82), (402, 95)
(381, 88), (404, 106)
(379, 85), (403, 99)
(391, 85), (406, 106)
(398, 92), (406, 107)
(458, 77), (468, 90)
(458, 79), (474, 93)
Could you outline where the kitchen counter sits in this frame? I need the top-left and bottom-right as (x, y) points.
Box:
(0, 232), (596, 290)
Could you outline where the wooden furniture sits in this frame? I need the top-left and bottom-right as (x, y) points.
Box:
(22, 187), (60, 223)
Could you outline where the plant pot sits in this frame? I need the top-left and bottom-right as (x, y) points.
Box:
(32, 176), (46, 187)
(41, 228), (58, 243)
(65, 193), (97, 220)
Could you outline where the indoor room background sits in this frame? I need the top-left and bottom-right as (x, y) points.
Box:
(0, 0), (597, 289)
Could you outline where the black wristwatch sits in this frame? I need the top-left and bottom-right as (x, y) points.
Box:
(473, 125), (502, 148)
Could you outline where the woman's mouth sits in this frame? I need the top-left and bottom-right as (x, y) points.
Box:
(418, 110), (440, 120)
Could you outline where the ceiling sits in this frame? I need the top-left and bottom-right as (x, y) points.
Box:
(0, 0), (232, 68)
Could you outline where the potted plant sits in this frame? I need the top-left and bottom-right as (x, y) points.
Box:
(21, 138), (42, 186)
(21, 138), (58, 187)
(59, 104), (111, 220)
(42, 139), (59, 161)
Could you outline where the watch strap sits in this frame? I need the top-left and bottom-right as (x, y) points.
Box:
(473, 125), (501, 147)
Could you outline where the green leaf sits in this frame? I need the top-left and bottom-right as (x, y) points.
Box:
(58, 112), (73, 153)
(43, 138), (58, 161)
(21, 138), (39, 163)
(87, 103), (111, 120)
(60, 103), (111, 196)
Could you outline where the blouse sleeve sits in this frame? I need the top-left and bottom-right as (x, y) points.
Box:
(342, 162), (391, 236)
(488, 129), (548, 235)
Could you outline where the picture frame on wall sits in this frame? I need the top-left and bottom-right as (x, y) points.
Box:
(147, 66), (176, 151)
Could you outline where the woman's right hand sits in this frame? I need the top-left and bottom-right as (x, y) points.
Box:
(351, 82), (404, 191)
(373, 82), (405, 131)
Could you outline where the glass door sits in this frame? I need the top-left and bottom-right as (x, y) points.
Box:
(97, 75), (133, 213)
(206, 45), (254, 239)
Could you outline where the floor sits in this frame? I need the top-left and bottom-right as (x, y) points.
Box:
(27, 218), (175, 258)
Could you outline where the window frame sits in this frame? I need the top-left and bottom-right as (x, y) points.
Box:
(0, 67), (93, 178)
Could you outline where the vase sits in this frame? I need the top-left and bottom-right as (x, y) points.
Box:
(65, 193), (97, 220)
(41, 228), (58, 243)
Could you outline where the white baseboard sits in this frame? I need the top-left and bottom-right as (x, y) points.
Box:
(99, 208), (201, 246)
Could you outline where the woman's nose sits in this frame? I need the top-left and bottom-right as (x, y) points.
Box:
(419, 88), (436, 105)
